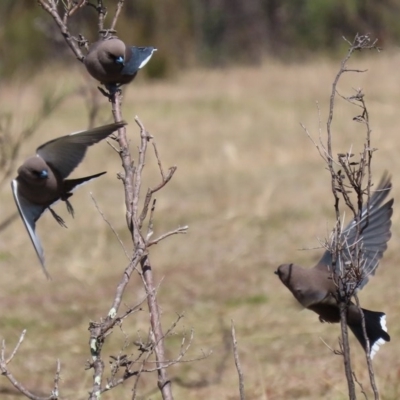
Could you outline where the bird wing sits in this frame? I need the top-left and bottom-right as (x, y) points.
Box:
(316, 173), (393, 289)
(36, 121), (126, 179)
(11, 180), (50, 278)
(123, 47), (157, 75)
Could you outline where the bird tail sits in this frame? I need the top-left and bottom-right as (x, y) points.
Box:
(62, 172), (107, 217)
(348, 309), (390, 359)
(63, 172), (107, 193)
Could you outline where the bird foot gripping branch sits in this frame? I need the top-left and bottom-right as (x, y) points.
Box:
(84, 36), (157, 96)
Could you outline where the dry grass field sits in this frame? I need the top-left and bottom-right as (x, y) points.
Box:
(1, 50), (400, 399)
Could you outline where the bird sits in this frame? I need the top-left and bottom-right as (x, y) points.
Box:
(84, 37), (156, 92)
(11, 121), (127, 278)
(275, 173), (393, 358)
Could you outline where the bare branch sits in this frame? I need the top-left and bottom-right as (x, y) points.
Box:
(90, 192), (130, 260)
(1, 331), (60, 400)
(4, 330), (26, 364)
(147, 226), (189, 247)
(355, 294), (379, 399)
(306, 33), (381, 399)
(231, 321), (245, 400)
(110, 0), (125, 31)
(37, 0), (85, 61)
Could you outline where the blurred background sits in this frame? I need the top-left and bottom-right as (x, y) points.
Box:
(1, 0), (400, 78)
(1, 1), (400, 399)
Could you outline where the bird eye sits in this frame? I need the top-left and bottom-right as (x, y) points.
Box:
(33, 169), (48, 179)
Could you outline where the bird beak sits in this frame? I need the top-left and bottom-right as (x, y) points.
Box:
(274, 270), (278, 275)
(115, 56), (124, 65)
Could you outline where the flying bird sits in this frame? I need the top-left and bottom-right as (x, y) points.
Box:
(275, 173), (393, 358)
(11, 121), (126, 278)
(84, 37), (156, 92)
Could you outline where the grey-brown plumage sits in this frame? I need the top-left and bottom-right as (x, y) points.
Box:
(275, 173), (393, 358)
(11, 121), (126, 278)
(84, 37), (156, 91)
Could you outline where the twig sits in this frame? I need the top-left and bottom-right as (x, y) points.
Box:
(147, 226), (189, 247)
(51, 360), (61, 398)
(97, 0), (106, 34)
(231, 320), (245, 400)
(146, 199), (156, 241)
(0, 211), (19, 232)
(1, 331), (60, 400)
(139, 165), (177, 229)
(353, 371), (368, 400)
(36, 0), (85, 61)
(0, 89), (72, 190)
(355, 294), (379, 399)
(4, 330), (26, 364)
(110, 0), (125, 31)
(173, 320), (230, 389)
(90, 192), (130, 259)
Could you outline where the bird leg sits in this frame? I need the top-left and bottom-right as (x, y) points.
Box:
(97, 83), (122, 100)
(60, 193), (74, 218)
(98, 86), (112, 99)
(105, 83), (122, 95)
(48, 207), (67, 228)
(98, 84), (121, 100)
(65, 199), (75, 218)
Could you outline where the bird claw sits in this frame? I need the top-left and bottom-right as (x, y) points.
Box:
(48, 207), (67, 228)
(65, 200), (75, 218)
(98, 84), (122, 100)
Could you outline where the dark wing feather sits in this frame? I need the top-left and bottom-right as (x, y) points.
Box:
(123, 47), (156, 75)
(37, 122), (126, 179)
(316, 173), (393, 289)
(11, 180), (49, 278)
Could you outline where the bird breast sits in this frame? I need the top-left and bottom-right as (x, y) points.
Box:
(16, 165), (61, 205)
(84, 39), (128, 84)
(291, 283), (329, 308)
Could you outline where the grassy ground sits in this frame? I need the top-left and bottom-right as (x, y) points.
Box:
(1, 51), (400, 399)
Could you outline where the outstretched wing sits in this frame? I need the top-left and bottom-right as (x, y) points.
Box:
(36, 121), (126, 179)
(11, 180), (50, 278)
(316, 173), (393, 290)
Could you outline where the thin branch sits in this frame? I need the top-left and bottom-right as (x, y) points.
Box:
(1, 331), (60, 400)
(51, 360), (61, 398)
(90, 192), (130, 259)
(147, 226), (189, 247)
(110, 0), (125, 31)
(353, 371), (368, 400)
(355, 294), (379, 399)
(0, 211), (19, 232)
(37, 0), (85, 61)
(97, 0), (106, 34)
(4, 330), (26, 364)
(231, 321), (245, 400)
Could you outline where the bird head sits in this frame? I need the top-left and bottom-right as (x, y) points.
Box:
(17, 156), (49, 184)
(275, 263), (294, 286)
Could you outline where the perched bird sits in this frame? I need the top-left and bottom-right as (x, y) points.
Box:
(11, 121), (126, 278)
(275, 173), (393, 358)
(84, 37), (156, 91)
